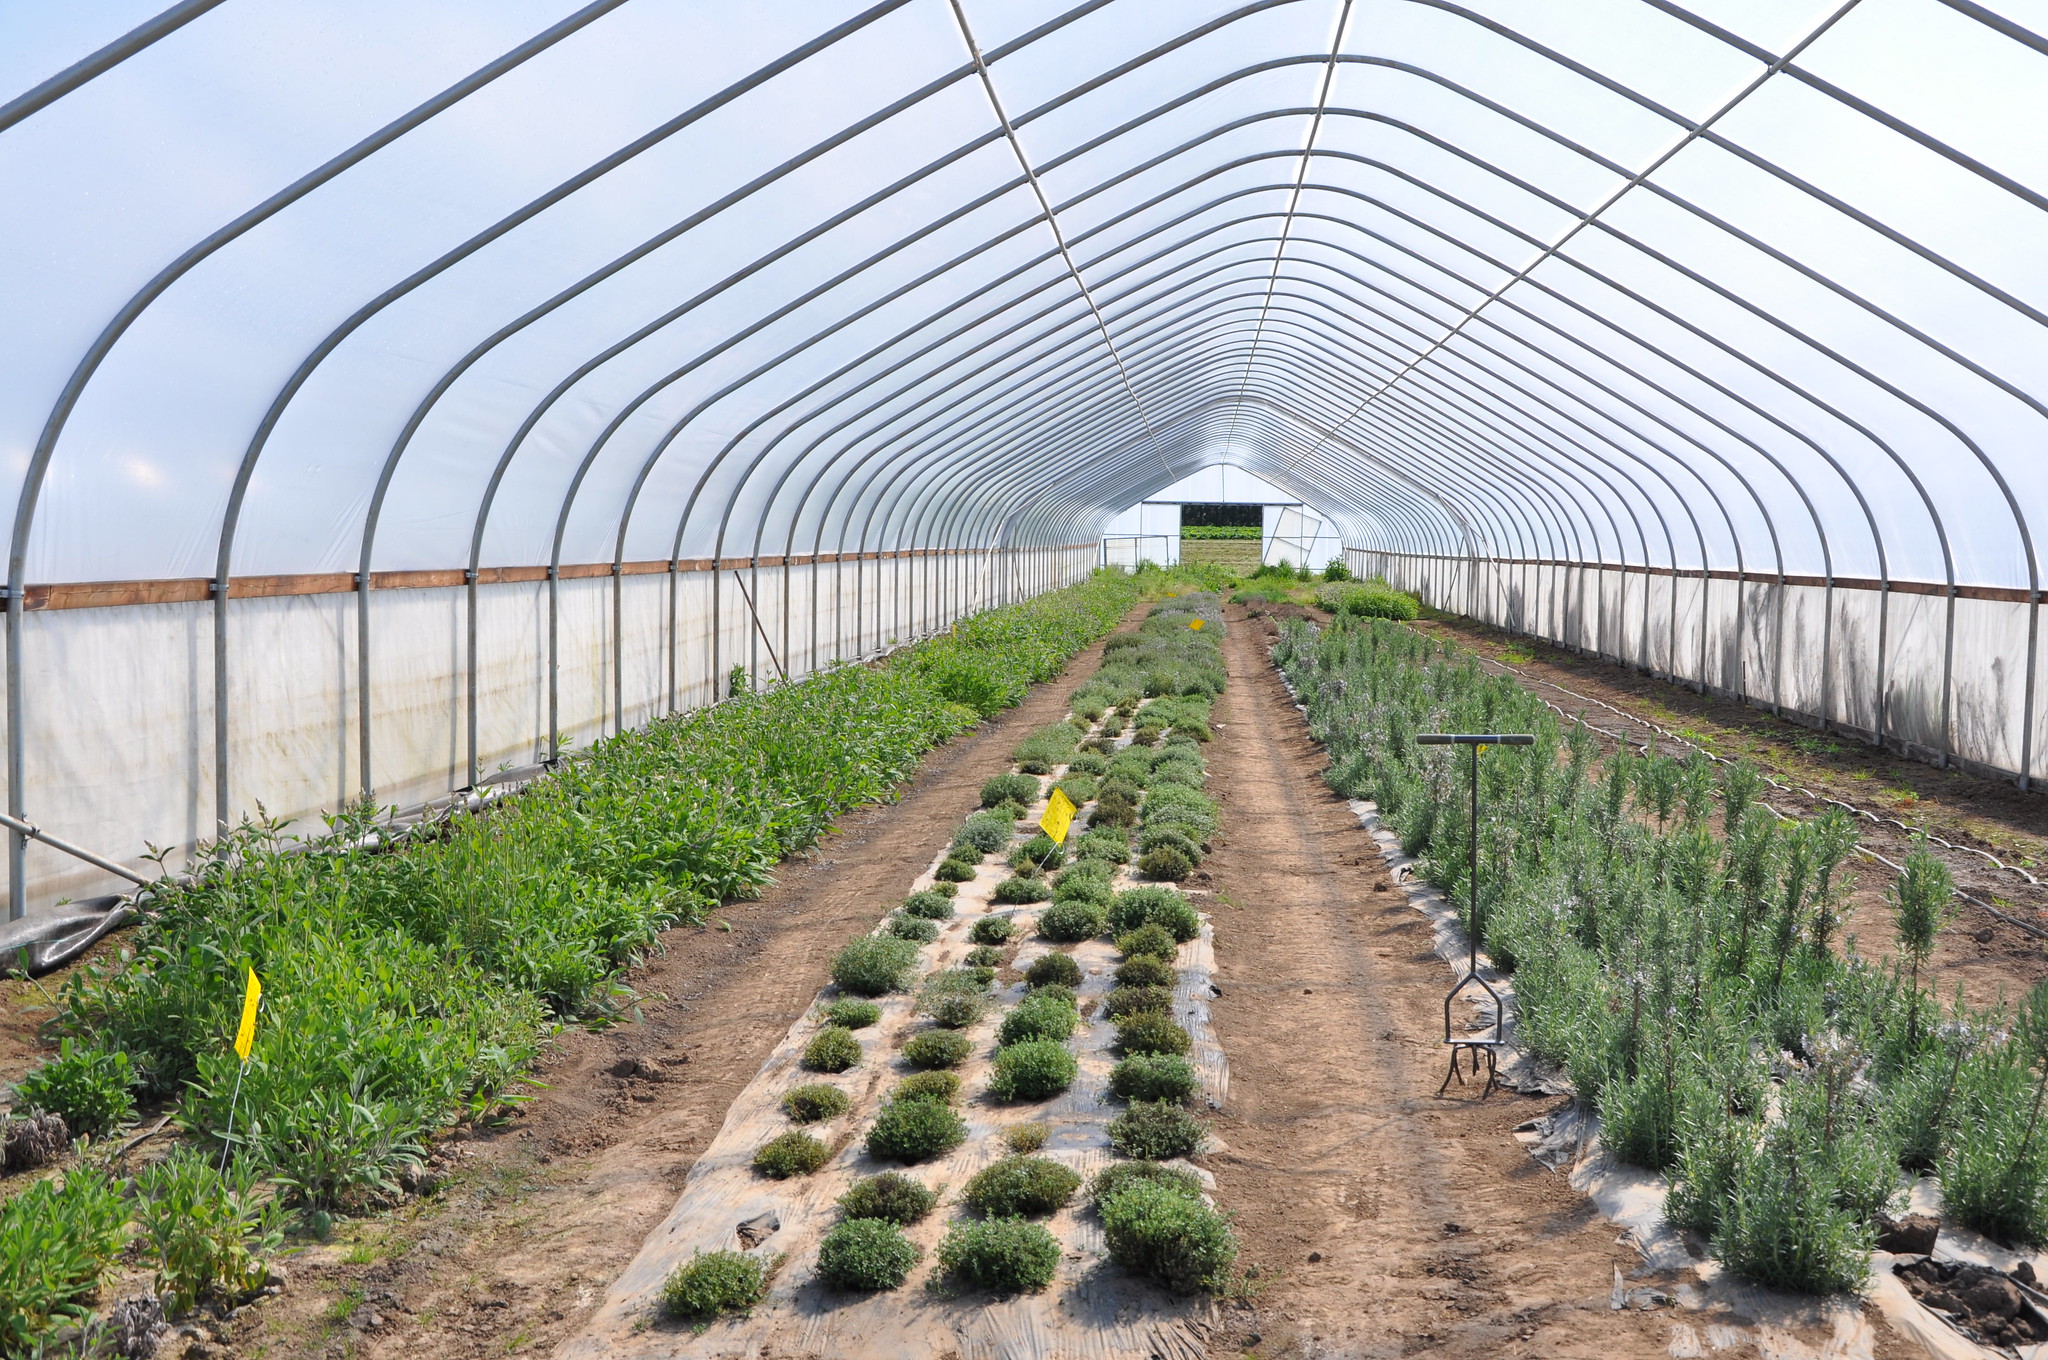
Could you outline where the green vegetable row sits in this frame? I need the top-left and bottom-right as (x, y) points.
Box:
(0, 566), (1164, 1350)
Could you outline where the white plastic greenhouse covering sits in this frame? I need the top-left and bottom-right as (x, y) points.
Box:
(3, 0), (2047, 919)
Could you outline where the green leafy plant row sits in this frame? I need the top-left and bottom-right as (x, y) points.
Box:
(2, 566), (1194, 1352)
(1275, 614), (2043, 1294)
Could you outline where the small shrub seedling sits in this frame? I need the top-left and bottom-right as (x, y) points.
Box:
(935, 859), (978, 882)
(1099, 1178), (1238, 1294)
(916, 970), (990, 1029)
(802, 1026), (862, 1073)
(865, 1096), (967, 1163)
(992, 877), (1050, 905)
(754, 1130), (831, 1178)
(660, 1250), (767, 1319)
(900, 890), (956, 920)
(987, 1040), (1078, 1101)
(1024, 952), (1082, 989)
(1089, 1160), (1203, 1207)
(971, 914), (1019, 943)
(935, 1218), (1061, 1294)
(1117, 924), (1179, 960)
(825, 998), (881, 1029)
(902, 1031), (972, 1069)
(982, 773), (1042, 808)
(962, 1156), (1082, 1217)
(1137, 847), (1194, 882)
(1003, 1123), (1049, 1154)
(886, 914), (939, 943)
(838, 1172), (938, 1224)
(1114, 1011), (1191, 1057)
(832, 937), (920, 996)
(131, 1149), (287, 1316)
(1036, 899), (1104, 942)
(782, 1084), (852, 1123)
(816, 1218), (919, 1291)
(893, 1071), (961, 1103)
(1109, 1101), (1208, 1160)
(998, 993), (1077, 1047)
(1114, 954), (1175, 988)
(1109, 887), (1201, 943)
(1103, 985), (1172, 1020)
(964, 945), (1004, 969)
(1109, 1052), (1199, 1103)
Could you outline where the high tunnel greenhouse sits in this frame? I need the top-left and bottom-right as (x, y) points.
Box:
(3, 0), (2047, 916)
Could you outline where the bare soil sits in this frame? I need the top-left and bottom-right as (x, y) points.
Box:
(1412, 614), (2048, 1014)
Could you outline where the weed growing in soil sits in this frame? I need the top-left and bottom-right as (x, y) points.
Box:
(825, 998), (881, 1029)
(1100, 1178), (1238, 1293)
(754, 1130), (832, 1178)
(660, 1250), (766, 1319)
(1036, 899), (1104, 942)
(838, 1172), (938, 1224)
(802, 1026), (862, 1073)
(1025, 953), (1082, 989)
(935, 1219), (1061, 1293)
(782, 1085), (852, 1123)
(901, 1031), (972, 1070)
(987, 1040), (1078, 1101)
(832, 937), (921, 996)
(962, 1157), (1082, 1217)
(866, 1096), (968, 1163)
(1109, 1053), (1199, 1103)
(1109, 1101), (1207, 1159)
(817, 1218), (919, 1291)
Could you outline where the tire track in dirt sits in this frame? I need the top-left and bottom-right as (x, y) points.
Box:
(230, 614), (1144, 1360)
(1200, 606), (1678, 1359)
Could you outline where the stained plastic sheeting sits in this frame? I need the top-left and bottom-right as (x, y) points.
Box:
(4, 1), (2048, 913)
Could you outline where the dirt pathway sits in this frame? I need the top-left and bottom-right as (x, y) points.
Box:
(229, 617), (1139, 1360)
(1201, 605), (1842, 1359)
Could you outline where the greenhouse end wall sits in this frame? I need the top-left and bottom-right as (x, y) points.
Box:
(1349, 548), (2046, 790)
(5, 544), (1097, 916)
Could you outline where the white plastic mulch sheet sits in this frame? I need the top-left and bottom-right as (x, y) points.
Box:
(559, 800), (1225, 1360)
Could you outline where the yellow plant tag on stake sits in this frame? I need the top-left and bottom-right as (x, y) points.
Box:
(1188, 619), (1203, 631)
(1039, 788), (1077, 845)
(233, 966), (261, 1062)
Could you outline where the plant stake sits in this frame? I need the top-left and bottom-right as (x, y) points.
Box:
(219, 964), (261, 1172)
(1417, 733), (1533, 1096)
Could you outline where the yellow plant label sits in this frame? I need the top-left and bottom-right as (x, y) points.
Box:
(1040, 788), (1077, 845)
(234, 966), (261, 1062)
(1188, 619), (1203, 631)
